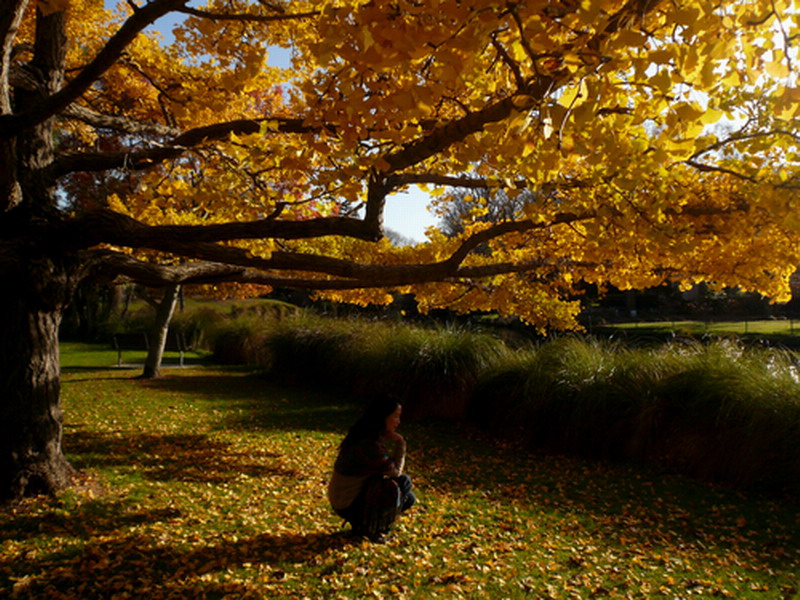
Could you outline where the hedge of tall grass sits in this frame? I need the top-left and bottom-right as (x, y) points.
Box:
(469, 337), (800, 494)
(179, 306), (800, 495)
(209, 313), (511, 419)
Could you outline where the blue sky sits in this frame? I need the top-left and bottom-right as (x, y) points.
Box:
(383, 189), (436, 243)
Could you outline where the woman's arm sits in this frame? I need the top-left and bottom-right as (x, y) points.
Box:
(385, 433), (406, 477)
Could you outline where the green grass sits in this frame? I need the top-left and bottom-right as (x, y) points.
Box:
(60, 341), (210, 370)
(1, 347), (798, 599)
(594, 319), (800, 337)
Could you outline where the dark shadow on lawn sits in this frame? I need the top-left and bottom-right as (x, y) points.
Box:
(137, 372), (358, 434)
(0, 499), (182, 544)
(63, 430), (299, 484)
(134, 371), (273, 401)
(61, 362), (226, 382)
(0, 525), (351, 599)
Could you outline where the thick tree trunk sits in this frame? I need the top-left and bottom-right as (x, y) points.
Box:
(0, 264), (75, 501)
(141, 283), (180, 379)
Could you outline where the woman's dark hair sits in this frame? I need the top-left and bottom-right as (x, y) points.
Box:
(341, 394), (401, 448)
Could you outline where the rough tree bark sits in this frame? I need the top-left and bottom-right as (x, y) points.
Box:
(0, 6), (75, 501)
(0, 253), (77, 500)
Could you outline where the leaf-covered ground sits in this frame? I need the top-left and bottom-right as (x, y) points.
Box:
(2, 360), (799, 599)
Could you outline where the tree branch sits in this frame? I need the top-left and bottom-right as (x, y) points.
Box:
(84, 186), (755, 291)
(64, 208), (380, 250)
(0, 0), (188, 136)
(61, 104), (182, 138)
(70, 209), (597, 285)
(90, 247), (602, 290)
(48, 116), (320, 178)
(88, 249), (247, 287)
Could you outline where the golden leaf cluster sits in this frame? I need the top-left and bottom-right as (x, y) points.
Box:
(29, 0), (800, 325)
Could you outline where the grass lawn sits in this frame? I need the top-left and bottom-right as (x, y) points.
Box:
(1, 344), (799, 599)
(60, 341), (210, 370)
(593, 319), (800, 338)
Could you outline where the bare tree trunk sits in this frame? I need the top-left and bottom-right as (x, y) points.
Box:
(141, 283), (180, 379)
(0, 264), (75, 501)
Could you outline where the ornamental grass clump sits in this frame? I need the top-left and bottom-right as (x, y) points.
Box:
(369, 324), (511, 419)
(207, 314), (275, 366)
(258, 318), (509, 419)
(646, 340), (800, 492)
(261, 315), (361, 391)
(470, 337), (630, 456)
(467, 349), (542, 441)
(471, 336), (800, 494)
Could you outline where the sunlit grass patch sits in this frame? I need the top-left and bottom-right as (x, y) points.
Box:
(603, 319), (800, 337)
(60, 341), (209, 370)
(1, 357), (799, 599)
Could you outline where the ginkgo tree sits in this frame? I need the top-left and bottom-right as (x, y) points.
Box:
(1, 0), (799, 500)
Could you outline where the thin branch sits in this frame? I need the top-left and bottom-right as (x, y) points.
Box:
(387, 172), (590, 192)
(691, 129), (800, 160)
(120, 56), (183, 104)
(770, 0), (794, 73)
(381, 79), (554, 174)
(683, 160), (759, 184)
(508, 6), (539, 66)
(491, 37), (526, 89)
(443, 212), (595, 267)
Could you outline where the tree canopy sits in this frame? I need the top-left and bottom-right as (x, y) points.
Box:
(4, 0), (800, 330)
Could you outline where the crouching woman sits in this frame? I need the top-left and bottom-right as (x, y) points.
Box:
(328, 395), (416, 543)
